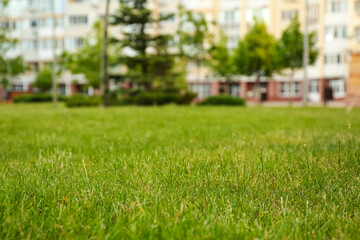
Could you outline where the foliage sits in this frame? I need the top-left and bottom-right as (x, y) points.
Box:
(65, 94), (102, 108)
(61, 21), (106, 88)
(177, 10), (211, 59)
(233, 20), (275, 78)
(177, 9), (212, 79)
(275, 16), (318, 72)
(198, 95), (246, 106)
(33, 69), (52, 92)
(117, 90), (197, 106)
(13, 93), (68, 103)
(0, 1), (27, 87)
(111, 0), (179, 91)
(207, 34), (235, 81)
(1, 105), (360, 239)
(0, 56), (27, 88)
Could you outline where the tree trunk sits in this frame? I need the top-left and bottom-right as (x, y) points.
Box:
(52, 0), (57, 108)
(102, 0), (110, 107)
(289, 70), (295, 106)
(196, 58), (201, 82)
(255, 74), (261, 105)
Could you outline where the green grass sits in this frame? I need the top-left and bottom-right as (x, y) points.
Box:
(0, 104), (359, 239)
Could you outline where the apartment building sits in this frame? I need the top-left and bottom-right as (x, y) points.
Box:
(1, 0), (119, 97)
(168, 0), (358, 103)
(2, 0), (360, 104)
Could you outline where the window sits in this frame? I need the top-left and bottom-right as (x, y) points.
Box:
(190, 83), (211, 99)
(229, 84), (240, 97)
(227, 35), (239, 49)
(67, 37), (84, 48)
(332, 1), (341, 12)
(327, 0), (348, 13)
(282, 10), (298, 20)
(280, 82), (299, 97)
(356, 27), (360, 42)
(337, 54), (342, 63)
(356, 1), (360, 15)
(309, 5), (319, 25)
(309, 80), (319, 93)
(325, 25), (348, 41)
(329, 79), (345, 98)
(69, 15), (88, 25)
(30, 19), (37, 28)
(12, 84), (23, 92)
(224, 11), (235, 23)
(342, 26), (347, 38)
(324, 53), (344, 65)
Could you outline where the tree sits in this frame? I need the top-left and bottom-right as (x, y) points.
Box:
(207, 33), (235, 82)
(233, 20), (275, 102)
(0, 0), (27, 99)
(61, 21), (105, 89)
(33, 69), (52, 92)
(275, 16), (318, 103)
(112, 0), (178, 91)
(177, 9), (212, 81)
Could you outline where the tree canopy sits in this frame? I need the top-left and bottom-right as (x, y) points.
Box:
(207, 33), (235, 82)
(61, 21), (105, 89)
(233, 20), (275, 79)
(33, 69), (52, 92)
(275, 16), (318, 73)
(111, 0), (179, 91)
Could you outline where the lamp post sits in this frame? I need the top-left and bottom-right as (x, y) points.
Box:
(102, 0), (110, 107)
(302, 0), (309, 106)
(52, 0), (57, 108)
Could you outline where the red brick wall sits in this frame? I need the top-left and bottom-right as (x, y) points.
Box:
(347, 53), (360, 107)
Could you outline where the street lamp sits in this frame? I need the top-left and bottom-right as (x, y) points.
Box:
(302, 0), (309, 106)
(52, 0), (57, 107)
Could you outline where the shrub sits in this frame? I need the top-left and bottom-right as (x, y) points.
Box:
(33, 70), (52, 92)
(177, 91), (198, 105)
(13, 93), (68, 103)
(65, 94), (102, 108)
(199, 95), (246, 106)
(131, 91), (197, 106)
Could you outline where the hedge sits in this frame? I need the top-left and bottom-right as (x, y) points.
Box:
(13, 94), (68, 103)
(119, 91), (197, 106)
(65, 94), (102, 108)
(198, 95), (246, 106)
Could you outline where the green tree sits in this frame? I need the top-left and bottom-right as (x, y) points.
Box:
(0, 0), (27, 98)
(275, 16), (318, 103)
(207, 33), (234, 82)
(33, 69), (52, 92)
(233, 20), (275, 102)
(61, 21), (105, 89)
(0, 56), (27, 89)
(177, 9), (212, 81)
(112, 0), (177, 91)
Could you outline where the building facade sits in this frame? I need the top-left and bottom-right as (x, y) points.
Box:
(1, 0), (119, 97)
(2, 0), (360, 104)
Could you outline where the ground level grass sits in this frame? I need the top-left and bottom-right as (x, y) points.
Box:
(0, 104), (359, 239)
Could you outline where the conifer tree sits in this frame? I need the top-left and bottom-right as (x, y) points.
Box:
(112, 0), (178, 91)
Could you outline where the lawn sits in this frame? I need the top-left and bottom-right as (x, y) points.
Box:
(0, 104), (359, 239)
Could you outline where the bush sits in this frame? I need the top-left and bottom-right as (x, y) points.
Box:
(131, 91), (197, 106)
(13, 93), (68, 103)
(65, 94), (102, 108)
(198, 95), (246, 106)
(33, 70), (52, 92)
(178, 91), (198, 105)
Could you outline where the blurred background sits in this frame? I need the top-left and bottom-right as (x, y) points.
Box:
(1, 0), (360, 107)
